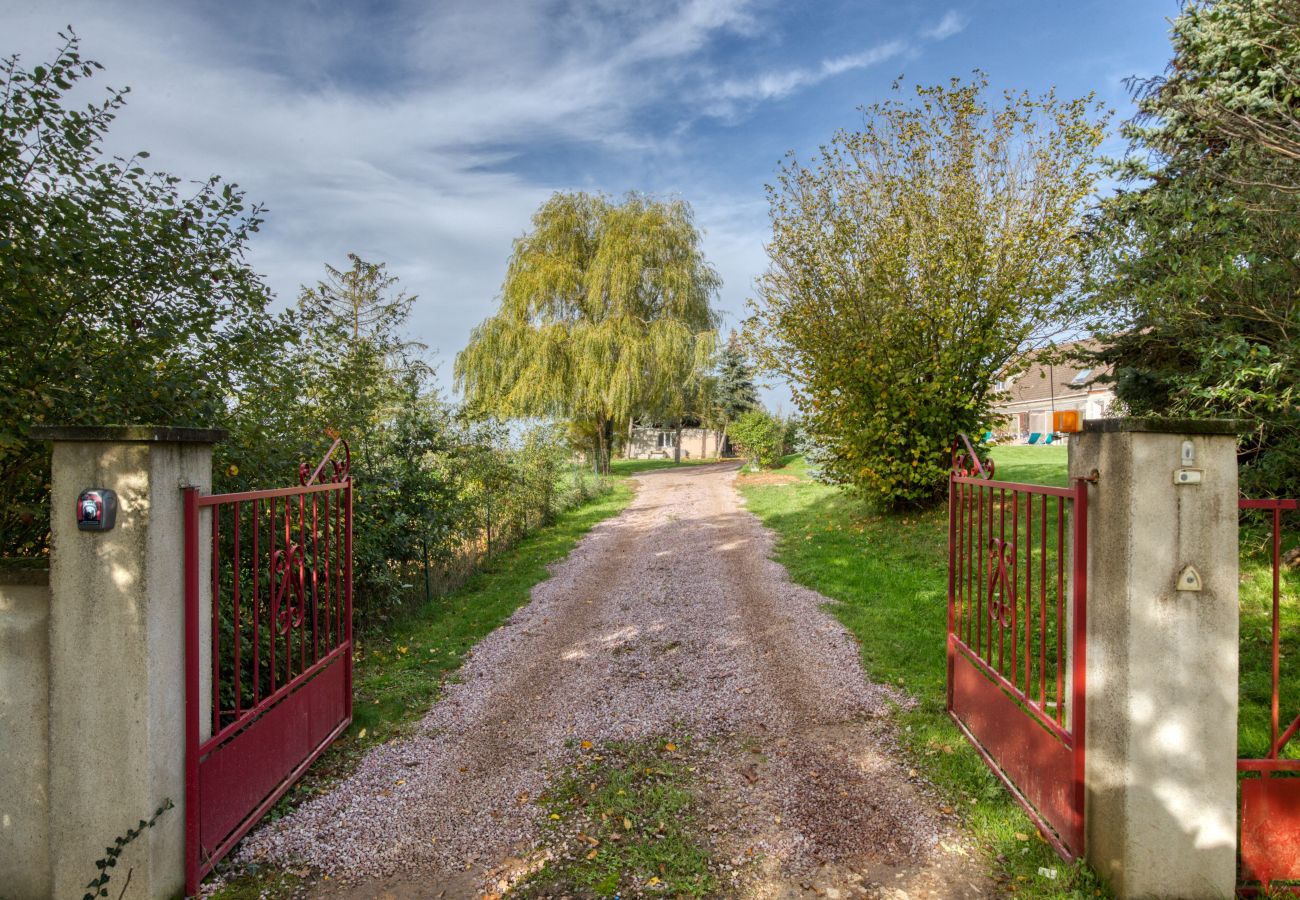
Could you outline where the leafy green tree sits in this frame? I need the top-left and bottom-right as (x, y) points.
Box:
(1083, 0), (1300, 496)
(1, 31), (282, 557)
(729, 409), (784, 469)
(747, 74), (1107, 508)
(455, 192), (721, 473)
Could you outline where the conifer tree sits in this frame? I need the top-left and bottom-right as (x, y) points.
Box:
(712, 337), (758, 456)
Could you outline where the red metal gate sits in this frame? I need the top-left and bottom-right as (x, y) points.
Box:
(947, 436), (1089, 860)
(183, 439), (353, 893)
(1237, 497), (1300, 891)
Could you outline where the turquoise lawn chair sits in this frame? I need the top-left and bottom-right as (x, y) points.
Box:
(1045, 433), (1055, 445)
(1028, 433), (1041, 444)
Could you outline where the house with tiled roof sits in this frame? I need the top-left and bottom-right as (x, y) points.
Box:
(991, 341), (1115, 442)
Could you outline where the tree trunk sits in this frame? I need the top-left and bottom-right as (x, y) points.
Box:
(593, 416), (613, 475)
(625, 416), (635, 459)
(673, 419), (683, 464)
(422, 535), (432, 606)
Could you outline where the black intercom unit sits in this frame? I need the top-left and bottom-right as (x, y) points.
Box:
(77, 488), (118, 532)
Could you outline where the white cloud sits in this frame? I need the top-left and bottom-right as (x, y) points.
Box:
(0, 0), (922, 412)
(711, 40), (908, 104)
(922, 10), (968, 41)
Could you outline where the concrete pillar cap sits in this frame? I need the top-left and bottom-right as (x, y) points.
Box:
(1082, 417), (1239, 435)
(28, 425), (227, 444)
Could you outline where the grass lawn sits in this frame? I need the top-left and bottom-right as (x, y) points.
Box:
(738, 446), (1104, 899)
(609, 456), (728, 476)
(210, 475), (638, 896)
(518, 736), (718, 898)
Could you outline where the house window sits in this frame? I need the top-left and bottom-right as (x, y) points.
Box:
(1071, 368), (1092, 385)
(656, 431), (676, 449)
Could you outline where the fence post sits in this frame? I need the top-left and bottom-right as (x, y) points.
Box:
(34, 425), (224, 900)
(1068, 418), (1239, 899)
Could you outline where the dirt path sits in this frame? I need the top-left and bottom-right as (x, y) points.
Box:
(239, 463), (992, 898)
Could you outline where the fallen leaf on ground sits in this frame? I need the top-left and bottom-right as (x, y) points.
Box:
(623, 817), (632, 830)
(1015, 832), (1030, 841)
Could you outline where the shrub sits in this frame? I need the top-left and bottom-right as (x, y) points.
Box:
(730, 410), (785, 469)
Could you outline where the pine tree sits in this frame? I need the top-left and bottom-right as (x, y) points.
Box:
(712, 337), (758, 456)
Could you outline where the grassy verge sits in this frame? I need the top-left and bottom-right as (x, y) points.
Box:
(517, 736), (718, 898)
(610, 456), (727, 476)
(209, 477), (637, 896)
(737, 447), (1106, 899)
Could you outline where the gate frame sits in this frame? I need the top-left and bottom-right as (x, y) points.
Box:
(946, 434), (1089, 861)
(1237, 497), (1300, 890)
(183, 439), (353, 893)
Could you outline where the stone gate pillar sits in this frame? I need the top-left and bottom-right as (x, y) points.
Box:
(34, 425), (223, 900)
(1069, 418), (1239, 899)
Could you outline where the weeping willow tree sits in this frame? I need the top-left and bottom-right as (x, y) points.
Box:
(456, 192), (721, 472)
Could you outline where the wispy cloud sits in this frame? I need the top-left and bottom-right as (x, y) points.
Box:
(0, 0), (962, 409)
(709, 39), (909, 107)
(922, 10), (968, 41)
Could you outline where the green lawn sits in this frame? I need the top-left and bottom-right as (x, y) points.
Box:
(609, 456), (727, 476)
(738, 448), (1105, 898)
(519, 736), (718, 898)
(985, 444), (1069, 488)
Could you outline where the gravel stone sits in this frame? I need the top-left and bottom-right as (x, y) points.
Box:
(236, 463), (991, 897)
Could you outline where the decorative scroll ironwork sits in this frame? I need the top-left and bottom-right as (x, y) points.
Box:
(951, 432), (995, 480)
(300, 432), (352, 487)
(986, 537), (1016, 627)
(271, 543), (307, 635)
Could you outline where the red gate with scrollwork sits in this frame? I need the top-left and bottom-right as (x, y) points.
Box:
(947, 436), (1089, 859)
(183, 438), (353, 893)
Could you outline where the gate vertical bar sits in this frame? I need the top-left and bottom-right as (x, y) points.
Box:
(1070, 473), (1089, 855)
(252, 500), (260, 706)
(233, 502), (241, 721)
(210, 506), (220, 736)
(948, 476), (958, 712)
(1025, 492), (1032, 698)
(183, 487), (200, 896)
(1272, 505), (1281, 753)
(345, 477), (354, 722)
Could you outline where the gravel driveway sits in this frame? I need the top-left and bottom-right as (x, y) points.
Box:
(239, 463), (991, 898)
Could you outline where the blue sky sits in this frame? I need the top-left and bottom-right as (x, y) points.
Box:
(3, 0), (1176, 411)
